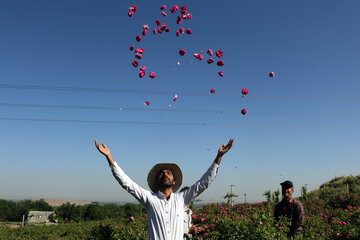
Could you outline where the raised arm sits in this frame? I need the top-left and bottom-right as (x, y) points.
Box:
(95, 139), (115, 165)
(183, 138), (234, 204)
(94, 139), (150, 205)
(214, 138), (234, 165)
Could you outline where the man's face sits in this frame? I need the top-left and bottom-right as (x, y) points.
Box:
(156, 169), (175, 189)
(282, 186), (293, 200)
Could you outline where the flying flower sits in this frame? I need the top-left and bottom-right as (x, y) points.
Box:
(136, 35), (141, 42)
(153, 28), (157, 34)
(161, 11), (167, 17)
(156, 19), (161, 26)
(139, 71), (145, 78)
(269, 72), (275, 77)
(165, 28), (170, 32)
(140, 65), (147, 71)
(242, 88), (249, 95)
(160, 5), (167, 10)
(179, 49), (186, 56)
(215, 50), (223, 58)
(186, 29), (192, 34)
(129, 45), (134, 51)
(207, 49), (213, 56)
(143, 25), (149, 30)
(241, 109), (247, 115)
(181, 6), (187, 15)
(142, 29), (147, 36)
(128, 11), (134, 17)
(217, 60), (224, 66)
(210, 89), (216, 93)
(135, 53), (142, 59)
(145, 100), (150, 105)
(179, 28), (185, 34)
(149, 72), (156, 78)
(218, 71), (224, 77)
(207, 58), (214, 64)
(187, 13), (192, 19)
(173, 94), (178, 102)
(132, 60), (139, 67)
(176, 31), (180, 36)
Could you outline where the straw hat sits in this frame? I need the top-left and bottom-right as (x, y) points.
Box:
(147, 163), (183, 193)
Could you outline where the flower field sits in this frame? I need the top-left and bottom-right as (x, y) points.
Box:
(1, 193), (360, 239)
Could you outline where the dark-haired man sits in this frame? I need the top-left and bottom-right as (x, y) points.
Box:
(274, 180), (304, 238)
(95, 138), (234, 240)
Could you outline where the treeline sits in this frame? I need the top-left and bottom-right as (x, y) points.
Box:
(0, 199), (145, 223)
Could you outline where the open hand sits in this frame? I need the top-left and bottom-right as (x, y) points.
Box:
(218, 138), (234, 156)
(95, 140), (111, 157)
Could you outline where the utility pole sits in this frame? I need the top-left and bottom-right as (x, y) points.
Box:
(244, 193), (247, 204)
(230, 185), (235, 207)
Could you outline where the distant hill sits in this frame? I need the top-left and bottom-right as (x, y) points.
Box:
(307, 174), (360, 199)
(44, 199), (92, 207)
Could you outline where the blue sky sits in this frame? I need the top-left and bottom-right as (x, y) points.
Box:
(0, 0), (359, 204)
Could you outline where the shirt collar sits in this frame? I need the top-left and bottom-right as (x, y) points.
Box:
(157, 190), (173, 200)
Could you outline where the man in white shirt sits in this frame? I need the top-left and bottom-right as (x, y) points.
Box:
(95, 138), (234, 240)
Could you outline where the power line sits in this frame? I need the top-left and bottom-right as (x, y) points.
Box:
(1, 102), (360, 117)
(1, 117), (360, 127)
(1, 83), (360, 102)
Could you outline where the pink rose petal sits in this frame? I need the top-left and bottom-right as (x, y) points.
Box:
(215, 50), (223, 58)
(179, 49), (186, 56)
(269, 72), (275, 77)
(207, 58), (214, 64)
(161, 11), (167, 17)
(241, 109), (247, 115)
(218, 71), (224, 77)
(210, 89), (216, 93)
(132, 60), (139, 67)
(136, 35), (141, 42)
(139, 71), (145, 78)
(217, 60), (224, 66)
(242, 88), (249, 95)
(149, 72), (156, 78)
(173, 94), (178, 102)
(207, 49), (213, 56)
(186, 29), (192, 34)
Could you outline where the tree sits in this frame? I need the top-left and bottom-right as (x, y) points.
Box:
(263, 190), (271, 202)
(223, 193), (238, 206)
(55, 202), (83, 223)
(271, 189), (280, 203)
(84, 202), (105, 221)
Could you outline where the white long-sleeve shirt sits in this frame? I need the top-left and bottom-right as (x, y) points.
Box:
(110, 161), (219, 240)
